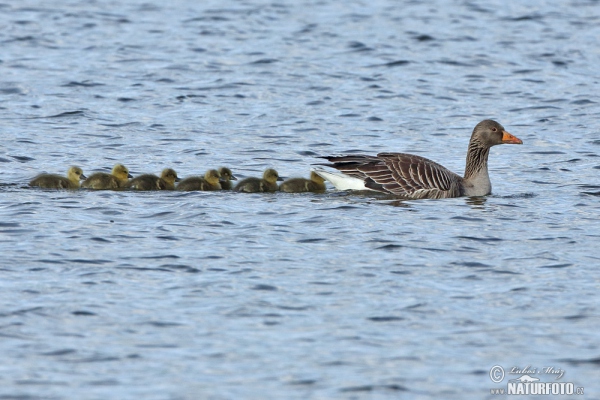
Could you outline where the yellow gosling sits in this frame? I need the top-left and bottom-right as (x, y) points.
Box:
(234, 168), (281, 193)
(177, 169), (222, 191)
(30, 166), (86, 189)
(124, 168), (180, 191)
(82, 164), (132, 190)
(280, 171), (326, 193)
(218, 167), (237, 190)
(159, 168), (180, 190)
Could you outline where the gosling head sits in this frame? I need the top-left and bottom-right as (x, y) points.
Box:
(263, 168), (280, 184)
(112, 164), (132, 182)
(218, 167), (237, 181)
(161, 168), (180, 185)
(204, 169), (221, 185)
(310, 171), (326, 184)
(67, 166), (86, 183)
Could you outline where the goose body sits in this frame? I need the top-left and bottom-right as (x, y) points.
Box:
(30, 166), (86, 189)
(82, 164), (132, 190)
(177, 169), (221, 191)
(218, 167), (237, 190)
(315, 120), (522, 199)
(124, 168), (180, 191)
(234, 169), (281, 193)
(280, 171), (326, 193)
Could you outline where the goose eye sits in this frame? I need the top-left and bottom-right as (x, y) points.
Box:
(492, 127), (497, 132)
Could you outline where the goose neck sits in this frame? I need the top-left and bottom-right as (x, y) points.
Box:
(464, 140), (490, 181)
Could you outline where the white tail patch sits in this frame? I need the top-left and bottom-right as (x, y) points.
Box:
(311, 167), (376, 191)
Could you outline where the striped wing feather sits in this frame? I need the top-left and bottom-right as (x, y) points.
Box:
(323, 153), (463, 199)
(321, 155), (381, 180)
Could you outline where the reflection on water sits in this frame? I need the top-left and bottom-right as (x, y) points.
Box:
(465, 196), (487, 207)
(383, 199), (413, 207)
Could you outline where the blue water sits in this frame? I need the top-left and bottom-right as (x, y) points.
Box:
(1, 0), (599, 399)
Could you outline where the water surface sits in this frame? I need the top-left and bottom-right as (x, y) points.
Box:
(1, 0), (599, 399)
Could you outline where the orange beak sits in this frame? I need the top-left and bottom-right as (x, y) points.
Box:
(501, 130), (523, 144)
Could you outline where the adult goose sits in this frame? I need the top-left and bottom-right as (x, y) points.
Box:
(314, 120), (522, 199)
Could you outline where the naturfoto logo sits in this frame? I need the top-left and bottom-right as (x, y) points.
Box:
(488, 365), (584, 396)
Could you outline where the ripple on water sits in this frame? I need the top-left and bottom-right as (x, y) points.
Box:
(455, 236), (503, 242)
(1, 1), (600, 398)
(539, 263), (572, 269)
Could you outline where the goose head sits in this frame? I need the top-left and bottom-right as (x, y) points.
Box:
(471, 119), (522, 148)
(112, 164), (132, 181)
(204, 169), (221, 185)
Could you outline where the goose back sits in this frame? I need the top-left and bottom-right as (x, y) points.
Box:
(321, 153), (463, 199)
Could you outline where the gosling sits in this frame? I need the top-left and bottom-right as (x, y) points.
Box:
(124, 168), (180, 191)
(82, 164), (132, 190)
(30, 166), (86, 189)
(176, 169), (222, 191)
(234, 168), (282, 193)
(218, 167), (237, 190)
(280, 171), (326, 193)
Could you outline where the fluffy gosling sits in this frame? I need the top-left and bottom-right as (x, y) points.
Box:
(280, 171), (326, 193)
(30, 166), (86, 189)
(124, 168), (180, 191)
(234, 168), (282, 193)
(82, 164), (132, 190)
(218, 167), (237, 190)
(176, 169), (222, 191)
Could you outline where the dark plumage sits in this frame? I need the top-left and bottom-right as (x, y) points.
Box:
(124, 168), (179, 191)
(234, 168), (281, 193)
(176, 169), (221, 191)
(30, 166), (86, 189)
(315, 119), (522, 199)
(280, 171), (326, 193)
(82, 164), (132, 190)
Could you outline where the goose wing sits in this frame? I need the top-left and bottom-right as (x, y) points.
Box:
(322, 153), (463, 199)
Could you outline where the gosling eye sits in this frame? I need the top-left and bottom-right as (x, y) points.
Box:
(491, 127), (497, 132)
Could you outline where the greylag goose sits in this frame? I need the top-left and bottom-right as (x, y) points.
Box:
(124, 168), (180, 191)
(82, 164), (132, 189)
(314, 120), (522, 199)
(30, 166), (86, 189)
(280, 171), (326, 193)
(176, 169), (222, 191)
(234, 168), (282, 193)
(218, 167), (237, 190)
